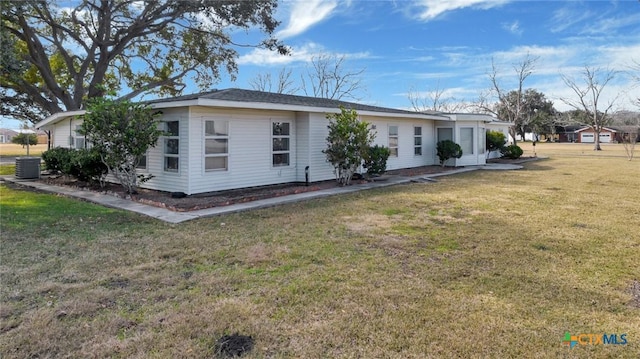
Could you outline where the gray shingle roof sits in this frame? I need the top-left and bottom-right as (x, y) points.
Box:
(144, 88), (429, 116)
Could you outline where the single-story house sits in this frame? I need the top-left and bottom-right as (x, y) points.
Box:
(555, 125), (585, 143)
(574, 126), (617, 143)
(36, 89), (511, 195)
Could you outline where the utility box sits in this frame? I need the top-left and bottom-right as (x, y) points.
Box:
(15, 157), (41, 179)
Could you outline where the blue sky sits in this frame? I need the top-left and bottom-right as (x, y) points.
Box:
(3, 0), (639, 129)
(230, 0), (640, 112)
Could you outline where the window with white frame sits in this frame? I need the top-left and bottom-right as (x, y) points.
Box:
(272, 121), (290, 167)
(460, 127), (474, 155)
(414, 126), (422, 155)
(478, 128), (486, 154)
(204, 119), (229, 171)
(74, 125), (85, 149)
(164, 121), (179, 172)
(389, 125), (398, 157)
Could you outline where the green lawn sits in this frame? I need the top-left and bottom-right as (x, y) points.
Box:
(0, 164), (16, 176)
(1, 143), (639, 358)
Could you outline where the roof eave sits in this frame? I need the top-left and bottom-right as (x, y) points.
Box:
(35, 110), (86, 129)
(153, 98), (452, 120)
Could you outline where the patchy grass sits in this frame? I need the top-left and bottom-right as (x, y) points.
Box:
(1, 145), (639, 358)
(0, 164), (16, 175)
(0, 143), (45, 157)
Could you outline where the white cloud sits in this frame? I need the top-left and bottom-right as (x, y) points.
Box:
(502, 20), (522, 36)
(238, 42), (371, 66)
(412, 0), (510, 21)
(276, 0), (338, 39)
(581, 13), (640, 36)
(549, 6), (594, 33)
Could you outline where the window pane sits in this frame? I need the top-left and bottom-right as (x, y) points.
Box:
(273, 153), (290, 166)
(414, 137), (422, 146)
(75, 138), (85, 149)
(272, 138), (290, 151)
(478, 129), (485, 154)
(273, 122), (290, 136)
(389, 137), (398, 147)
(389, 126), (398, 136)
(460, 128), (473, 154)
(414, 126), (422, 136)
(205, 139), (228, 154)
(165, 139), (179, 154)
(438, 128), (453, 142)
(205, 120), (228, 136)
(389, 148), (398, 157)
(166, 121), (179, 136)
(205, 156), (228, 171)
(137, 155), (147, 169)
(165, 157), (179, 172)
(414, 147), (422, 155)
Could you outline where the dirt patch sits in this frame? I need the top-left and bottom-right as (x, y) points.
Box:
(215, 333), (254, 357)
(34, 165), (457, 212)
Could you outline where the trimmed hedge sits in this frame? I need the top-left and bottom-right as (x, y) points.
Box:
(42, 147), (108, 185)
(363, 145), (391, 176)
(501, 144), (524, 159)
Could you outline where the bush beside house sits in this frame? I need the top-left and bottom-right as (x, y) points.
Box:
(436, 140), (463, 167)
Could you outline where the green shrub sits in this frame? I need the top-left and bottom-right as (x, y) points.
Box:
(436, 140), (463, 167)
(501, 144), (524, 159)
(486, 130), (507, 153)
(69, 148), (108, 184)
(363, 145), (390, 176)
(42, 147), (74, 173)
(42, 147), (107, 185)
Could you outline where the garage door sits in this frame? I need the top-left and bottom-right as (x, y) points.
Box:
(581, 133), (594, 143)
(599, 133), (611, 143)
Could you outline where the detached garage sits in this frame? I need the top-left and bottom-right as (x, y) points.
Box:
(575, 127), (617, 143)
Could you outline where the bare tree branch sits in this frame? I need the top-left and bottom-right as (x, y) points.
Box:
(302, 54), (365, 101)
(249, 68), (298, 94)
(407, 81), (467, 112)
(560, 66), (618, 150)
(474, 54), (538, 145)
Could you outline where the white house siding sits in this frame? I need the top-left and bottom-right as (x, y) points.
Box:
(295, 112), (311, 183)
(367, 117), (436, 170)
(139, 107), (190, 194)
(307, 113), (335, 182)
(51, 117), (85, 148)
(184, 107), (297, 195)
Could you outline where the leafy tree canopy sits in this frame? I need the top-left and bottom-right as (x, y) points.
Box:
(495, 88), (555, 140)
(79, 96), (164, 194)
(1, 0), (288, 124)
(323, 107), (374, 186)
(11, 132), (38, 147)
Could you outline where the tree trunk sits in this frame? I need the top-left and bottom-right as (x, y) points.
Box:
(509, 127), (518, 146)
(594, 130), (602, 151)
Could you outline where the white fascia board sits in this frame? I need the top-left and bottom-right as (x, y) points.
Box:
(35, 110), (86, 129)
(152, 98), (452, 121)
